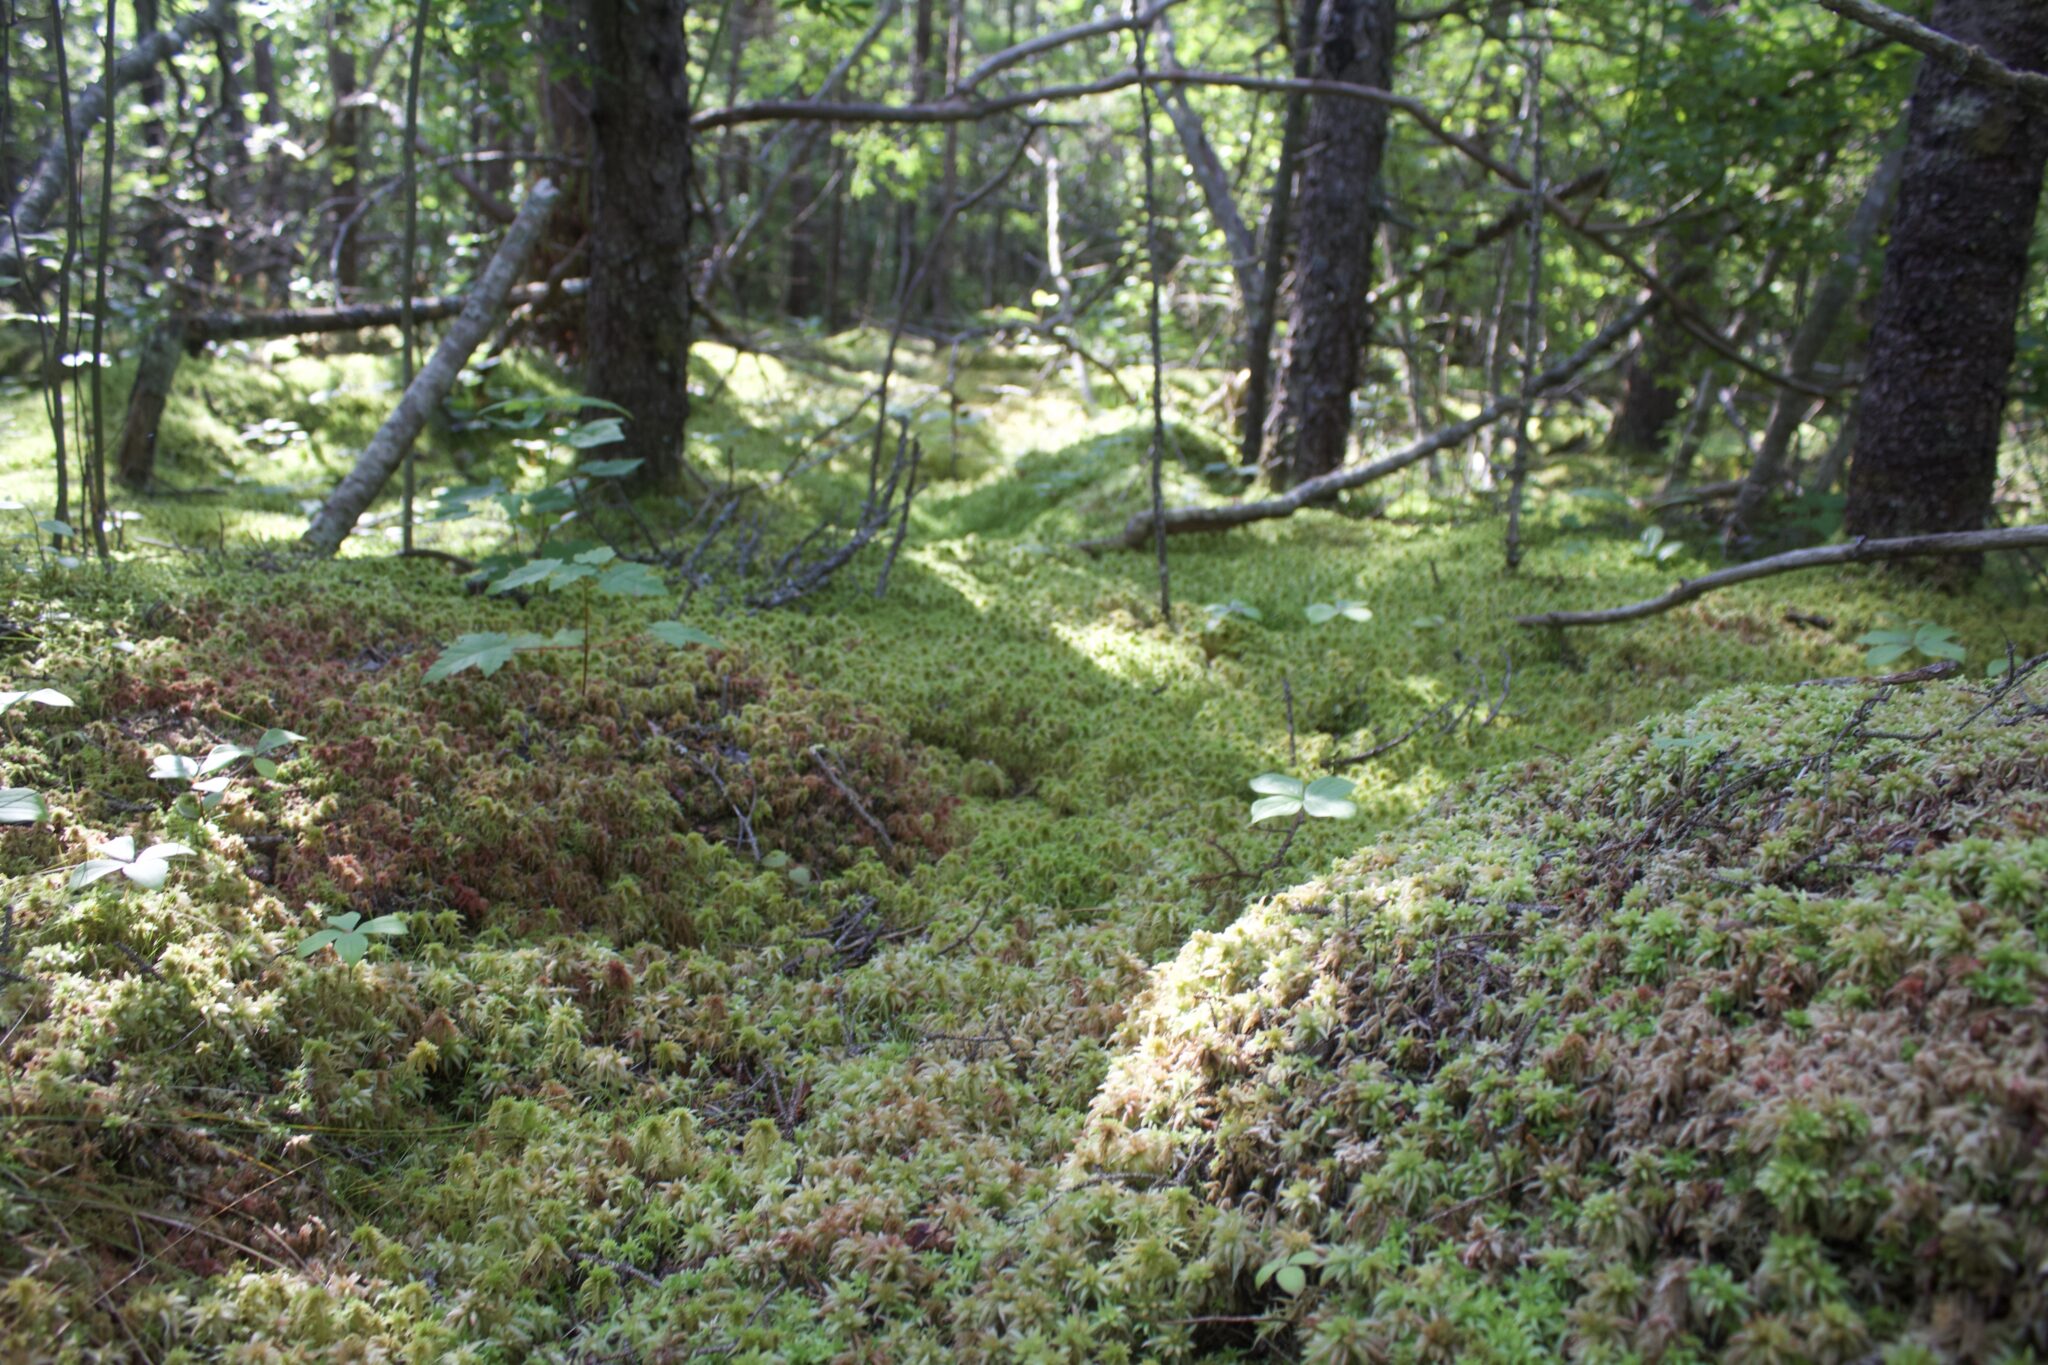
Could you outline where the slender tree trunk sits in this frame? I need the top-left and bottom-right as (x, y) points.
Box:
(1269, 0), (1397, 488)
(1723, 144), (1903, 549)
(582, 0), (695, 492)
(327, 7), (362, 297)
(1846, 0), (2048, 540)
(1239, 0), (1316, 470)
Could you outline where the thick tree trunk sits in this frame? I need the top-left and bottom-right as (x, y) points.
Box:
(1269, 0), (1397, 488)
(1846, 0), (2048, 539)
(583, 0), (696, 492)
(115, 318), (187, 489)
(1239, 0), (1317, 470)
(1722, 145), (1903, 549)
(1605, 309), (1690, 460)
(302, 181), (559, 556)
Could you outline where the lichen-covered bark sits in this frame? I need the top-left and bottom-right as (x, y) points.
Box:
(1269, 0), (1396, 488)
(582, 0), (695, 492)
(1846, 0), (2048, 538)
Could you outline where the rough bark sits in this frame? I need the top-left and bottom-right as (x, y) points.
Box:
(1722, 145), (1903, 549)
(327, 11), (363, 295)
(301, 181), (560, 556)
(1846, 0), (2048, 539)
(1269, 0), (1397, 488)
(582, 0), (696, 492)
(1239, 0), (1317, 470)
(115, 317), (188, 489)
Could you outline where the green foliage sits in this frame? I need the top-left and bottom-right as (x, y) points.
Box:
(1634, 524), (1683, 562)
(68, 835), (193, 891)
(295, 908), (407, 965)
(1304, 600), (1373, 625)
(1248, 772), (1358, 823)
(0, 787), (47, 823)
(1855, 619), (1966, 668)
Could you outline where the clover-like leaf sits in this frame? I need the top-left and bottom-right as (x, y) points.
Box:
(1301, 776), (1358, 820)
(0, 788), (47, 824)
(1275, 1263), (1308, 1296)
(0, 687), (73, 714)
(648, 621), (721, 650)
(149, 753), (200, 782)
(198, 742), (255, 777)
(1249, 773), (1304, 798)
(1306, 600), (1374, 625)
(356, 914), (407, 937)
(296, 929), (342, 957)
(254, 728), (305, 755)
(1249, 795), (1302, 824)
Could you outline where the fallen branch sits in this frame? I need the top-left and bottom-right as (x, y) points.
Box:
(1515, 526), (2048, 628)
(118, 281), (587, 487)
(301, 180), (559, 556)
(1078, 290), (1655, 551)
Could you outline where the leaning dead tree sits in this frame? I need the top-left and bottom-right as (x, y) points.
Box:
(1515, 526), (2048, 628)
(0, 0), (237, 272)
(1078, 291), (1657, 551)
(301, 180), (559, 556)
(116, 279), (588, 487)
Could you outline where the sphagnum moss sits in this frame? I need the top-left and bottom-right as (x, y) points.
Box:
(0, 342), (2042, 1362)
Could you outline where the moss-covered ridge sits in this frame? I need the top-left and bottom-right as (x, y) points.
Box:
(1072, 675), (2048, 1362)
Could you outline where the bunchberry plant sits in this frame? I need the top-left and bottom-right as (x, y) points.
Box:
(296, 909), (408, 965)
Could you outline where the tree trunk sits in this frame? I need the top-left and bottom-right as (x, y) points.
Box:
(1269, 0), (1397, 488)
(327, 8), (362, 296)
(1722, 144), (1903, 549)
(1846, 0), (2048, 539)
(1239, 0), (1317, 471)
(115, 317), (187, 489)
(582, 0), (695, 492)
(302, 182), (559, 556)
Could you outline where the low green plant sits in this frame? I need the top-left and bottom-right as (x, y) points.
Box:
(1304, 600), (1373, 625)
(151, 727), (305, 815)
(295, 909), (408, 965)
(1855, 619), (1965, 668)
(69, 835), (194, 891)
(427, 547), (721, 692)
(1635, 525), (1682, 562)
(1202, 601), (1262, 632)
(1248, 772), (1359, 824)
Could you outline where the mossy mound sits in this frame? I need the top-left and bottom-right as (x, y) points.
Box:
(1073, 676), (2048, 1362)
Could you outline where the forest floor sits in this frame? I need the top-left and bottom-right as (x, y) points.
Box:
(0, 334), (2044, 1362)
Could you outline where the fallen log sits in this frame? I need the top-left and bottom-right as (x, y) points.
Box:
(116, 279), (587, 488)
(1077, 290), (1656, 552)
(301, 180), (559, 557)
(1515, 526), (2048, 629)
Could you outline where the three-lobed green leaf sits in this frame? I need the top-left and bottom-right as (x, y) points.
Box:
(296, 909), (408, 965)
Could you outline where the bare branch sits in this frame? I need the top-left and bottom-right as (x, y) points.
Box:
(1815, 0), (2048, 112)
(957, 0), (1185, 94)
(1516, 527), (2048, 629)
(1078, 291), (1657, 551)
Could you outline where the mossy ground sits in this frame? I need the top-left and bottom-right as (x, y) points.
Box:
(0, 334), (2042, 1361)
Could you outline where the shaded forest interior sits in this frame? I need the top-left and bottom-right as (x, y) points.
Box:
(1, 0), (2047, 1360)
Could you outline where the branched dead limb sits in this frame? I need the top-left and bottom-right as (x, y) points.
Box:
(746, 423), (922, 610)
(1078, 292), (1654, 551)
(1328, 648), (1513, 768)
(807, 746), (895, 855)
(1515, 526), (2048, 628)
